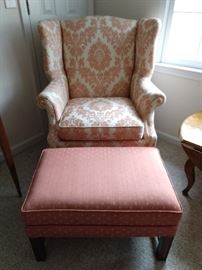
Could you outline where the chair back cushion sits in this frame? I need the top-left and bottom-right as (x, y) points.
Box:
(61, 16), (137, 98)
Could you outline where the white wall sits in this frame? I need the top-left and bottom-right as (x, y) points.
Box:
(95, 0), (202, 139)
(0, 0), (43, 155)
(153, 72), (202, 137)
(95, 0), (166, 20)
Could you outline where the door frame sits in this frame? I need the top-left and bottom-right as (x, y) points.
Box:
(18, 0), (41, 91)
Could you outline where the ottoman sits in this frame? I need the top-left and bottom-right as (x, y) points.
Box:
(21, 147), (182, 261)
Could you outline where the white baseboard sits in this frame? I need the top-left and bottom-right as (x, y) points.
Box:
(157, 130), (180, 146)
(0, 132), (45, 162)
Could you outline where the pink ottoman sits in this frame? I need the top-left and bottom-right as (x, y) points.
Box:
(21, 147), (182, 261)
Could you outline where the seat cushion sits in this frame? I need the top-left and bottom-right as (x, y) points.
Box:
(61, 16), (137, 98)
(22, 148), (182, 228)
(58, 97), (144, 141)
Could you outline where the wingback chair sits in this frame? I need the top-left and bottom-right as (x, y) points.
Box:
(37, 16), (166, 147)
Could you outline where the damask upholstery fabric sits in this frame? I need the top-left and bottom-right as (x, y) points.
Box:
(22, 148), (182, 235)
(134, 18), (160, 78)
(58, 97), (143, 141)
(38, 20), (65, 81)
(130, 18), (166, 121)
(130, 77), (166, 121)
(37, 76), (69, 124)
(61, 16), (137, 98)
(37, 16), (166, 147)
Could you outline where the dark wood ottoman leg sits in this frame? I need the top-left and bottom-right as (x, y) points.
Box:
(29, 238), (46, 261)
(156, 237), (174, 261)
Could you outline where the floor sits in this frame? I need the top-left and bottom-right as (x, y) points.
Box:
(0, 139), (202, 270)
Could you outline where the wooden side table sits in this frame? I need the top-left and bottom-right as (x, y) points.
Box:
(0, 116), (22, 197)
(179, 112), (202, 195)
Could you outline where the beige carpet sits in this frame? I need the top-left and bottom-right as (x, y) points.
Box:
(0, 139), (201, 270)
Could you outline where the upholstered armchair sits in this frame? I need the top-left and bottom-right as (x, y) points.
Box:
(37, 16), (166, 147)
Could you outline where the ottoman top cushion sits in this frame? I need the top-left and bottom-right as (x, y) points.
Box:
(22, 147), (182, 227)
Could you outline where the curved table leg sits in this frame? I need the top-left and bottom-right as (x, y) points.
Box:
(183, 159), (195, 196)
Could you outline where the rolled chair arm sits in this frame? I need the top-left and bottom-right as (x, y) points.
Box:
(131, 76), (166, 121)
(130, 76), (166, 146)
(37, 76), (69, 125)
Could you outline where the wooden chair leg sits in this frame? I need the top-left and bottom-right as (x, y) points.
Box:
(156, 237), (174, 261)
(29, 238), (46, 261)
